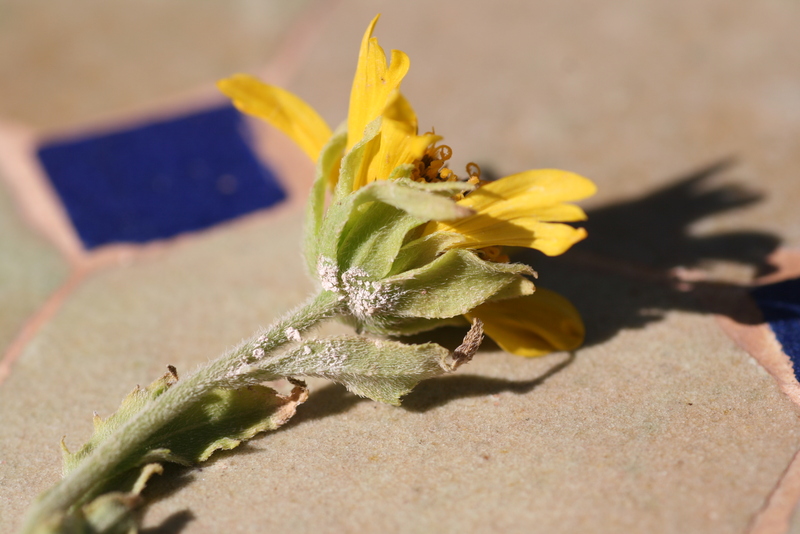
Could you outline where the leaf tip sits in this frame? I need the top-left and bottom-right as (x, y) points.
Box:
(286, 377), (310, 405)
(167, 365), (179, 382)
(450, 318), (484, 370)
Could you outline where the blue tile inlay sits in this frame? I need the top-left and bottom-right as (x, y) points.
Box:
(37, 105), (285, 249)
(751, 278), (800, 379)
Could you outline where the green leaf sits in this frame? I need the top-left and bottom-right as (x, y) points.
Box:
(360, 315), (469, 337)
(269, 325), (483, 405)
(145, 383), (307, 464)
(304, 125), (347, 273)
(62, 367), (180, 475)
(61, 367), (307, 501)
(383, 249), (536, 319)
(78, 492), (140, 534)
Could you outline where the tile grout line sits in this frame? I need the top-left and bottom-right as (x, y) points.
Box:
(719, 314), (800, 534)
(0, 0), (340, 389)
(571, 249), (800, 534)
(743, 250), (800, 534)
(254, 0), (341, 86)
(748, 449), (800, 534)
(0, 266), (90, 386)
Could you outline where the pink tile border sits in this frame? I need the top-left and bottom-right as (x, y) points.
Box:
(717, 249), (800, 534)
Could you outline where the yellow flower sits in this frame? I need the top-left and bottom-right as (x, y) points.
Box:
(424, 169), (595, 256)
(466, 289), (585, 357)
(218, 15), (595, 357)
(218, 15), (436, 190)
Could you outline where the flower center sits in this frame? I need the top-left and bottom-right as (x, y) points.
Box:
(410, 140), (482, 198)
(411, 140), (510, 264)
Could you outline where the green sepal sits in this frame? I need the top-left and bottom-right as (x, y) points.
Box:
(333, 117), (381, 201)
(386, 162), (414, 181)
(318, 175), (472, 281)
(391, 175), (476, 197)
(389, 232), (463, 275)
(317, 120), (382, 267)
(484, 275), (538, 302)
(338, 203), (422, 278)
(304, 125), (347, 273)
(383, 249), (536, 319)
(358, 179), (474, 222)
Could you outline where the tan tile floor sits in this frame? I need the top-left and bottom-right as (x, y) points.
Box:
(2, 1), (800, 532)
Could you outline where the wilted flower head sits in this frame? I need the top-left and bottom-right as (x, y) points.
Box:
(219, 15), (596, 357)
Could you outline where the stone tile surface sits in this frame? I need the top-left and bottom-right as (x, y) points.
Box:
(2, 0), (800, 533)
(0, 166), (68, 357)
(0, 0), (318, 130)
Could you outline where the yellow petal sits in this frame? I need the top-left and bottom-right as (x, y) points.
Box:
(382, 89), (418, 128)
(434, 217), (587, 256)
(462, 197), (588, 224)
(362, 91), (440, 186)
(347, 15), (410, 151)
(218, 74), (332, 162)
(423, 168), (594, 255)
(466, 289), (585, 357)
(458, 169), (596, 213)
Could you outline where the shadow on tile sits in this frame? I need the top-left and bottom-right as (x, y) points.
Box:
(138, 465), (197, 534)
(285, 380), (369, 426)
(402, 353), (575, 412)
(577, 158), (776, 275)
(278, 351), (576, 422)
(140, 509), (195, 534)
(509, 158), (779, 348)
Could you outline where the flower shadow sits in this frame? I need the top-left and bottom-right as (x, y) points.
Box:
(140, 509), (195, 534)
(136, 465), (196, 534)
(281, 380), (369, 426)
(402, 352), (576, 412)
(514, 158), (779, 347)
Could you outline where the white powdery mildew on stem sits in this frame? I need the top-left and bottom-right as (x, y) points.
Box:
(317, 256), (339, 292)
(317, 341), (347, 373)
(316, 256), (401, 322)
(340, 267), (399, 322)
(285, 327), (301, 342)
(225, 360), (255, 382)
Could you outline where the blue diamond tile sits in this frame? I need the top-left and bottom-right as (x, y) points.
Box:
(36, 105), (286, 249)
(751, 278), (800, 379)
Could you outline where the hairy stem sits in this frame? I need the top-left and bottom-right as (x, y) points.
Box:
(22, 291), (341, 532)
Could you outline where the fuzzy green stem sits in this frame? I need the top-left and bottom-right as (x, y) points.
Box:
(21, 291), (341, 533)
